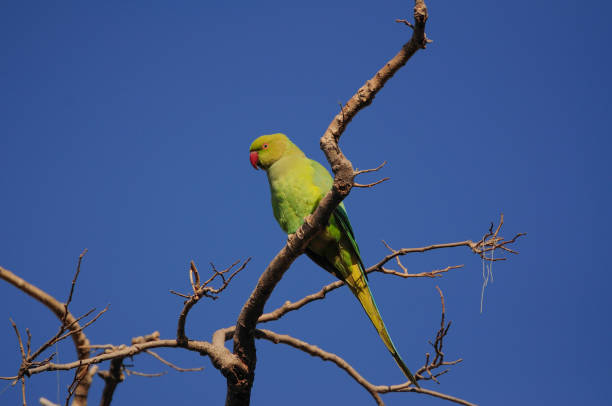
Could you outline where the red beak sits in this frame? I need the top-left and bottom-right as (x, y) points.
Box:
(249, 151), (259, 170)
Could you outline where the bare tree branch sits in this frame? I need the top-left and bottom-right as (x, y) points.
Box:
(9, 318), (28, 406)
(354, 161), (390, 188)
(207, 286), (467, 404)
(95, 336), (168, 406)
(257, 280), (346, 324)
(256, 212), (520, 326)
(353, 178), (390, 188)
(65, 250), (87, 316)
(0, 253), (95, 406)
(228, 2), (430, 404)
(251, 326), (472, 406)
(369, 214), (524, 274)
(65, 363), (89, 406)
(21, 376), (26, 406)
(144, 350), (204, 373)
(354, 161), (387, 176)
(173, 259), (250, 345)
(412, 286), (462, 385)
(23, 338), (239, 377)
(2, 207), (519, 406)
(123, 370), (166, 378)
(376, 386), (475, 406)
(98, 358), (124, 406)
(1, 254), (247, 400)
(255, 263), (461, 325)
(10, 318), (27, 362)
(252, 287), (472, 406)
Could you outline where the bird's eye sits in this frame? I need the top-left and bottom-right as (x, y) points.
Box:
(262, 143), (268, 149)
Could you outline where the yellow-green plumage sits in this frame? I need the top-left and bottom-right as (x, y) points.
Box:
(249, 133), (419, 387)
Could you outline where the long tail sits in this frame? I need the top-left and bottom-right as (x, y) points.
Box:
(344, 264), (420, 388)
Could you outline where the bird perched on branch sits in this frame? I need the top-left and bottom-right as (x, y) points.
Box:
(248, 133), (419, 388)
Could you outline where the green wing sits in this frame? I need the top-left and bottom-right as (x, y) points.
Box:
(333, 204), (367, 277)
(308, 159), (366, 275)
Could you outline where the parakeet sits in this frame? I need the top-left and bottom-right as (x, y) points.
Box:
(249, 133), (419, 387)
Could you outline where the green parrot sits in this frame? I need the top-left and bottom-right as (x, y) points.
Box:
(249, 133), (419, 387)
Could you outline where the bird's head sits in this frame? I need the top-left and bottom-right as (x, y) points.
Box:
(249, 133), (291, 170)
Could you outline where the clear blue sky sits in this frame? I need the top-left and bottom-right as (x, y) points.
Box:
(1, 1), (610, 405)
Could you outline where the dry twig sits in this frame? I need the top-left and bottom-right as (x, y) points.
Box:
(354, 161), (390, 188)
(0, 250), (102, 406)
(254, 287), (469, 405)
(413, 287), (462, 384)
(256, 214), (518, 325)
(123, 370), (166, 378)
(145, 350), (204, 373)
(370, 214), (524, 274)
(172, 258), (251, 344)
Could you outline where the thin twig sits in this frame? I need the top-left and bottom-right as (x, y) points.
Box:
(124, 369), (166, 378)
(54, 306), (109, 345)
(354, 177), (390, 188)
(10, 318), (27, 360)
(175, 258), (250, 344)
(145, 350), (204, 372)
(354, 161), (387, 175)
(395, 18), (414, 28)
(65, 362), (87, 406)
(64, 249), (88, 320)
(371, 215), (525, 273)
(0, 255), (95, 406)
(26, 329), (32, 359)
(354, 161), (389, 188)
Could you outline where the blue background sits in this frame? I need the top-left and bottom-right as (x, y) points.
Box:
(1, 1), (610, 405)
